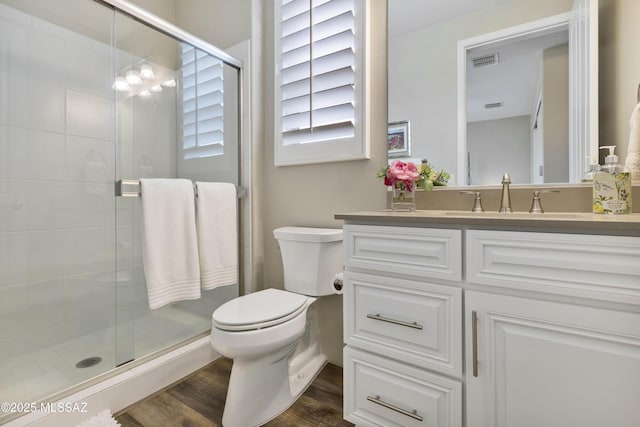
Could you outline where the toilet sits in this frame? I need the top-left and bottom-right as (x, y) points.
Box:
(210, 226), (343, 427)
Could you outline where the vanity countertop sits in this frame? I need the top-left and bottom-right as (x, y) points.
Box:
(335, 210), (640, 234)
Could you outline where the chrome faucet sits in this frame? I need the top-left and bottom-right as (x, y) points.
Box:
(460, 191), (484, 212)
(529, 189), (560, 213)
(499, 173), (512, 213)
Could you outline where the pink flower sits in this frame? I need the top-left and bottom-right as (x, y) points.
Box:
(387, 160), (420, 183)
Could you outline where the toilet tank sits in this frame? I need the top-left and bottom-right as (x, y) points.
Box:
(273, 227), (343, 296)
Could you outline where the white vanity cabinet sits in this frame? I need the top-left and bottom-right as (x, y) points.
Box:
(342, 225), (463, 427)
(337, 214), (640, 427)
(465, 230), (640, 427)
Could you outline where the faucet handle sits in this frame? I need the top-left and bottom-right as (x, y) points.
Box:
(460, 191), (484, 212)
(529, 189), (560, 213)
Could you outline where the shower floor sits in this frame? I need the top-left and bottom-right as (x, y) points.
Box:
(0, 307), (211, 405)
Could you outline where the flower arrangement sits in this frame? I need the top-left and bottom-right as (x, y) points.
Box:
(377, 159), (450, 191)
(377, 160), (421, 191)
(377, 160), (449, 211)
(416, 160), (451, 190)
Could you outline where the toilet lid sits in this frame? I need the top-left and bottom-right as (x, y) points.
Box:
(212, 288), (308, 332)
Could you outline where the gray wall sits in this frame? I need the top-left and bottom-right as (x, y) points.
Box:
(128, 0), (176, 23)
(600, 0), (640, 166)
(175, 0), (252, 49)
(468, 116), (531, 185)
(543, 43), (569, 183)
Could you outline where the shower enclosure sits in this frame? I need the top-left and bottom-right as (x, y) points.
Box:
(0, 0), (241, 419)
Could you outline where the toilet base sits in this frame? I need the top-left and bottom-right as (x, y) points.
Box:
(214, 295), (328, 426)
(289, 346), (327, 400)
(221, 345), (327, 427)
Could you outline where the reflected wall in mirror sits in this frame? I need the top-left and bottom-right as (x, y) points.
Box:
(388, 0), (599, 186)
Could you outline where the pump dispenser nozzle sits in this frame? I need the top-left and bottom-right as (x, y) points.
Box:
(600, 145), (619, 165)
(582, 156), (600, 182)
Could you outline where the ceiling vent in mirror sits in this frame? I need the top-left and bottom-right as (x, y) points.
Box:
(471, 53), (499, 68)
(484, 102), (503, 109)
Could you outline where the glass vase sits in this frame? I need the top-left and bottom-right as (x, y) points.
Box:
(391, 182), (416, 212)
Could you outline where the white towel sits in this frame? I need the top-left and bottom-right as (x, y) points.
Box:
(195, 182), (238, 290)
(140, 178), (201, 309)
(624, 102), (640, 181)
(75, 410), (121, 427)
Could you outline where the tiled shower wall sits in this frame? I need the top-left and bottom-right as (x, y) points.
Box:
(0, 2), (178, 364)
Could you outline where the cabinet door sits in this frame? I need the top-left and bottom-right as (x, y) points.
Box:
(465, 291), (640, 427)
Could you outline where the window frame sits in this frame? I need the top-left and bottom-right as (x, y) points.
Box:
(273, 0), (370, 166)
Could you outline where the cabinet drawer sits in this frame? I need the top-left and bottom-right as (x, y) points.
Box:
(344, 225), (461, 282)
(467, 230), (640, 304)
(344, 272), (462, 377)
(344, 347), (462, 427)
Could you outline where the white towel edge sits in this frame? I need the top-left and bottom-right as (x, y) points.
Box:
(147, 279), (202, 310)
(202, 265), (238, 290)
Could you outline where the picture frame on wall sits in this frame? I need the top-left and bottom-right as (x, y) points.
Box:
(387, 121), (410, 158)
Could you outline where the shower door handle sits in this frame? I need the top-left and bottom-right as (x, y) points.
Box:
(115, 179), (141, 197)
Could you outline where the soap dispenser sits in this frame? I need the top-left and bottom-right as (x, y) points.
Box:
(593, 145), (632, 214)
(581, 156), (600, 182)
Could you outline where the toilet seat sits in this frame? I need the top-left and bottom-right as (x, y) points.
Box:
(212, 288), (308, 332)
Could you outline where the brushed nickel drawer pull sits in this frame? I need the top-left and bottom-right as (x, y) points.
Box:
(367, 395), (423, 422)
(472, 310), (479, 377)
(366, 313), (423, 330)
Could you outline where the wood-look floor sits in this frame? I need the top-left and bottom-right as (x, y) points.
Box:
(115, 357), (354, 427)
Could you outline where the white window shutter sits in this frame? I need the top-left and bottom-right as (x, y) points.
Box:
(275, 0), (369, 166)
(180, 43), (225, 159)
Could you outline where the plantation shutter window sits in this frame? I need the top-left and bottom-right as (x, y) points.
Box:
(180, 43), (225, 160)
(275, 0), (369, 165)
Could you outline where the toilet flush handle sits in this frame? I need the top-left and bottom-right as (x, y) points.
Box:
(333, 272), (344, 292)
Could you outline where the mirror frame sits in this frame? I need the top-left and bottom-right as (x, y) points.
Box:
(455, 2), (598, 186)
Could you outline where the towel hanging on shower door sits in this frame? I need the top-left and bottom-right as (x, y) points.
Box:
(195, 181), (238, 290)
(139, 178), (201, 309)
(624, 96), (640, 182)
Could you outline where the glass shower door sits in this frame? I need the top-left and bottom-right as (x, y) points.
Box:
(0, 0), (118, 407)
(0, 1), (240, 418)
(113, 9), (240, 365)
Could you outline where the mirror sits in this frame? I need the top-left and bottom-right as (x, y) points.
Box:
(388, 0), (598, 186)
